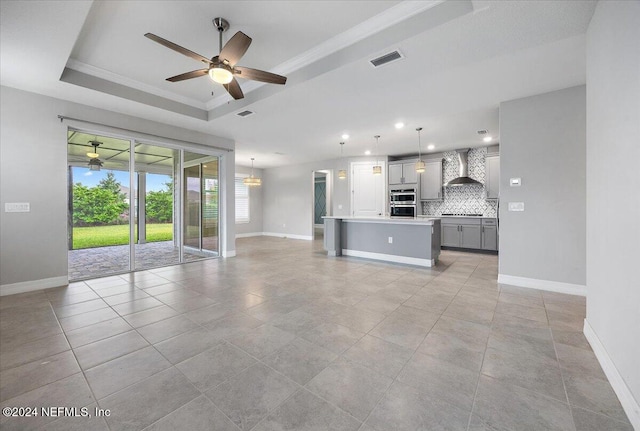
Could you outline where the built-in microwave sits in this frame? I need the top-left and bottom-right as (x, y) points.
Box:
(390, 188), (416, 204)
(390, 204), (416, 218)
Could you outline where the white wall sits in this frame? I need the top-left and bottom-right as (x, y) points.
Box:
(498, 85), (586, 292)
(235, 165), (263, 236)
(585, 1), (640, 426)
(0, 86), (235, 291)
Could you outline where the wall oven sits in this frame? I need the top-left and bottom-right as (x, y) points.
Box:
(390, 188), (417, 218)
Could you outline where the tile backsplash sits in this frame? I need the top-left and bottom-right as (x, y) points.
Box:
(421, 147), (498, 217)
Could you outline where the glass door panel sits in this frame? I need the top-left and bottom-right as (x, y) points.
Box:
(134, 143), (180, 270)
(67, 131), (131, 280)
(202, 160), (219, 255)
(183, 151), (220, 259)
(184, 164), (201, 251)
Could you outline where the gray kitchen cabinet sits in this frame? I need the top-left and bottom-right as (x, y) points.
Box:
(485, 155), (500, 199)
(420, 160), (443, 200)
(460, 225), (482, 249)
(481, 218), (498, 251)
(441, 224), (461, 247)
(388, 160), (418, 186)
(440, 217), (482, 249)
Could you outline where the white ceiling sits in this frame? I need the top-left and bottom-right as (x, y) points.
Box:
(0, 0), (596, 168)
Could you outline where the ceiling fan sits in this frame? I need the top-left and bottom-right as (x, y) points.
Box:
(145, 17), (287, 100)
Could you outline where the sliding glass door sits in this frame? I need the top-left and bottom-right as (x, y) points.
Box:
(183, 152), (219, 258)
(68, 130), (222, 280)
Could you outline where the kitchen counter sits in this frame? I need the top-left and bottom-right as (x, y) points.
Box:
(324, 215), (439, 225)
(418, 215), (496, 219)
(323, 216), (441, 267)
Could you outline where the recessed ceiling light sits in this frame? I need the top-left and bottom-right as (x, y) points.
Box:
(427, 144), (435, 150)
(365, 150), (371, 155)
(395, 122), (404, 129)
(483, 136), (493, 143)
(341, 134), (349, 140)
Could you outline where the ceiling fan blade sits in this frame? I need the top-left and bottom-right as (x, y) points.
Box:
(224, 78), (244, 100)
(219, 31), (252, 66)
(166, 69), (209, 82)
(233, 66), (287, 85)
(145, 33), (212, 65)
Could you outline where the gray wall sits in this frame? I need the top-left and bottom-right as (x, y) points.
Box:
(262, 156), (384, 239)
(0, 86), (235, 288)
(499, 85), (586, 286)
(586, 0), (640, 412)
(235, 165), (263, 236)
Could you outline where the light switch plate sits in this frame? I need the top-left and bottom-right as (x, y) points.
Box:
(508, 202), (525, 212)
(510, 178), (521, 187)
(5, 202), (30, 212)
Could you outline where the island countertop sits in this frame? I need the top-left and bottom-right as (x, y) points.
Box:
(323, 216), (441, 267)
(323, 216), (439, 225)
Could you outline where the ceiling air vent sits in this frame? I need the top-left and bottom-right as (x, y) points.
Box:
(236, 110), (254, 117)
(369, 50), (404, 68)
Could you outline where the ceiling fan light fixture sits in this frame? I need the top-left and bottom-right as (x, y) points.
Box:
(209, 65), (234, 84)
(86, 140), (101, 158)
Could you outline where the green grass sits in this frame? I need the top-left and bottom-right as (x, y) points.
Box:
(72, 223), (173, 249)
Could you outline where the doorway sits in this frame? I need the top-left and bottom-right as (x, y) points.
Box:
(312, 170), (331, 240)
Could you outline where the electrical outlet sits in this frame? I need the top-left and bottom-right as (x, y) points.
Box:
(5, 202), (30, 212)
(388, 237), (393, 244)
(338, 204), (343, 210)
(508, 202), (525, 212)
(282, 223), (286, 228)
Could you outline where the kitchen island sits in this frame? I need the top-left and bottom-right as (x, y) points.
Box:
(323, 216), (441, 267)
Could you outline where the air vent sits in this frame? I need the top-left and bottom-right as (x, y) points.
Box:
(236, 110), (254, 117)
(369, 50), (404, 68)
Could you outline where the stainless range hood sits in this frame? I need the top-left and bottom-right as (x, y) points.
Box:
(446, 149), (481, 186)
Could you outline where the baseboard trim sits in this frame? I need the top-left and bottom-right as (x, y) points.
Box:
(235, 232), (263, 238)
(223, 250), (237, 258)
(263, 232), (313, 241)
(0, 276), (68, 297)
(497, 274), (586, 296)
(342, 249), (434, 267)
(583, 319), (640, 430)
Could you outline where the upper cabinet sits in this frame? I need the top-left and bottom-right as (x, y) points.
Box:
(388, 160), (418, 186)
(420, 159), (443, 200)
(485, 154), (500, 199)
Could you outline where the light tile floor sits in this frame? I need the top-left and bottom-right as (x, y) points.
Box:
(0, 236), (633, 431)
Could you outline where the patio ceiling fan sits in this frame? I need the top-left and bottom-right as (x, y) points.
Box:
(145, 17), (287, 100)
(87, 140), (103, 171)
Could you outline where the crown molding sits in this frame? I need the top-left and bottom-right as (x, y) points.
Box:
(65, 59), (207, 110)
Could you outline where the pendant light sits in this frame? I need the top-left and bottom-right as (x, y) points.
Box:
(338, 142), (347, 180)
(372, 135), (382, 175)
(415, 127), (426, 172)
(243, 158), (262, 186)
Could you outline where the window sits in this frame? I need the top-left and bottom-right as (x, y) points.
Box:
(235, 176), (250, 223)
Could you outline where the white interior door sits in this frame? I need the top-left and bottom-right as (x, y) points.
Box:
(351, 161), (386, 217)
